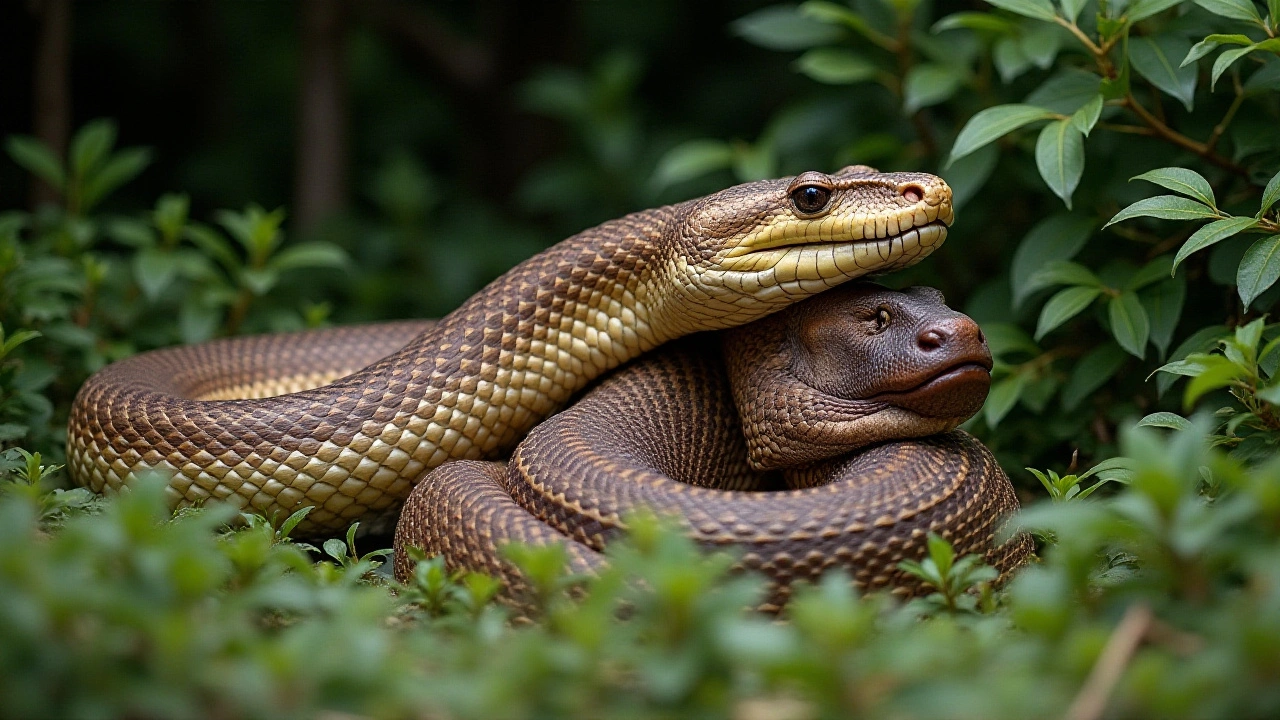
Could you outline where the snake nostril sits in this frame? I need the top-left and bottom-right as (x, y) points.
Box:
(918, 328), (946, 351)
(902, 185), (924, 203)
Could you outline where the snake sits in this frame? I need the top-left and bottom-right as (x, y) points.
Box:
(392, 283), (1031, 607)
(66, 165), (956, 542)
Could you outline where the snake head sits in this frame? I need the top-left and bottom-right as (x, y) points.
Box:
(724, 282), (991, 470)
(658, 167), (953, 335)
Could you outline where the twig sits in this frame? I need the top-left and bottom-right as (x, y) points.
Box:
(1206, 72), (1246, 153)
(1123, 95), (1250, 179)
(1064, 603), (1153, 720)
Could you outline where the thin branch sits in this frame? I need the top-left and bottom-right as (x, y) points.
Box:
(1064, 603), (1153, 720)
(1206, 72), (1246, 153)
(1123, 95), (1250, 179)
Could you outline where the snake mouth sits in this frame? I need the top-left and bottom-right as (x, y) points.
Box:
(869, 358), (992, 419)
(750, 220), (950, 255)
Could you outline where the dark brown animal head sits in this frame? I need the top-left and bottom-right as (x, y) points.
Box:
(723, 281), (992, 470)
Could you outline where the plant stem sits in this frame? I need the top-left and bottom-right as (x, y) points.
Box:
(1206, 73), (1246, 153)
(1122, 95), (1250, 178)
(1065, 603), (1153, 720)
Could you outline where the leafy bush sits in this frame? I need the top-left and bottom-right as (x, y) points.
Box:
(5, 0), (1280, 716)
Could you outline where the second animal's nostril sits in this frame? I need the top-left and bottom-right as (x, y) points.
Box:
(918, 328), (946, 351)
(977, 327), (985, 344)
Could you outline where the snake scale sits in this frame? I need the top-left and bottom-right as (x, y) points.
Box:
(66, 165), (1026, 597)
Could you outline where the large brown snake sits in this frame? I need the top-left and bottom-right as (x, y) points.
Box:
(67, 166), (956, 541)
(394, 284), (1030, 607)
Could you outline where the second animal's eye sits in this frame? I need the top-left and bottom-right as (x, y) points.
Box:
(874, 308), (891, 332)
(791, 185), (832, 214)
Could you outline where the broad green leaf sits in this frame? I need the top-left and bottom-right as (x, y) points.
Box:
(1141, 276), (1186, 357)
(1035, 120), (1085, 209)
(794, 49), (879, 84)
(1109, 291), (1151, 358)
(994, 37), (1035, 82)
(1061, 342), (1128, 410)
(1027, 260), (1103, 293)
(1173, 216), (1259, 272)
(4, 136), (65, 190)
(949, 105), (1055, 164)
(133, 248), (179, 301)
(984, 372), (1030, 427)
(904, 64), (965, 113)
(1238, 234), (1280, 307)
(985, 0), (1058, 21)
(1070, 94), (1103, 136)
(1128, 0), (1186, 20)
(1060, 0), (1091, 21)
(650, 140), (733, 191)
(1157, 325), (1229, 395)
(1027, 70), (1103, 114)
(267, 243), (350, 273)
(1105, 195), (1220, 227)
(1130, 36), (1197, 111)
(1126, 256), (1175, 291)
(1181, 34), (1254, 67)
(1183, 354), (1247, 408)
(932, 12), (1019, 32)
(1035, 286), (1102, 340)
(154, 193), (190, 245)
(1137, 411), (1192, 430)
(1260, 168), (1280, 216)
(982, 323), (1042, 358)
(1011, 214), (1096, 306)
(1213, 45), (1260, 89)
(1020, 22), (1064, 68)
(800, 0), (874, 32)
(69, 119), (116, 177)
(1194, 0), (1263, 23)
(732, 6), (844, 50)
(1130, 167), (1216, 208)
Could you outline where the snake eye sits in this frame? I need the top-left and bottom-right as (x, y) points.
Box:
(874, 308), (891, 332)
(791, 184), (832, 215)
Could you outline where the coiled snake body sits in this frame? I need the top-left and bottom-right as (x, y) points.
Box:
(64, 167), (1031, 595)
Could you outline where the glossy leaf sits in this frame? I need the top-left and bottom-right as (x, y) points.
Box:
(1035, 286), (1102, 340)
(1260, 168), (1280, 217)
(1130, 36), (1197, 111)
(949, 104), (1054, 164)
(732, 6), (844, 50)
(1109, 291), (1150, 358)
(650, 140), (733, 191)
(1061, 342), (1128, 410)
(1035, 120), (1084, 209)
(904, 64), (965, 113)
(1105, 195), (1220, 227)
(1238, 234), (1280, 307)
(984, 372), (1030, 427)
(1141, 277), (1187, 357)
(1173, 216), (1259, 272)
(794, 49), (879, 84)
(1011, 214), (1096, 306)
(985, 0), (1057, 21)
(1181, 34), (1253, 67)
(1128, 0), (1185, 20)
(1130, 167), (1216, 208)
(1070, 94), (1103, 136)
(1137, 412), (1192, 430)
(1194, 0), (1263, 23)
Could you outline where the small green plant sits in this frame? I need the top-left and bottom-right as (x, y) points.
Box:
(898, 532), (999, 614)
(1028, 454), (1135, 502)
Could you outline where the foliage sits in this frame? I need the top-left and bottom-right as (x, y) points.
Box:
(6, 0), (1280, 716)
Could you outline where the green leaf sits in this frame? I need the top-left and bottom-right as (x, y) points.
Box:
(985, 0), (1058, 21)
(1060, 0), (1091, 21)
(80, 147), (152, 212)
(133, 248), (180, 301)
(1184, 354), (1247, 408)
(1141, 277), (1186, 357)
(1260, 168), (1280, 217)
(4, 136), (65, 190)
(949, 104), (1055, 165)
(932, 12), (1019, 33)
(1194, 0), (1263, 23)
(1137, 411), (1192, 430)
(1062, 342), (1128, 410)
(1130, 36), (1198, 111)
(1109, 291), (1151, 358)
(69, 119), (116, 177)
(153, 193), (190, 246)
(732, 6), (844, 50)
(1130, 167), (1216, 208)
(1070, 94), (1104, 136)
(1035, 120), (1085, 209)
(650, 140), (734, 191)
(903, 64), (965, 113)
(1173, 216), (1259, 272)
(1128, 0), (1185, 20)
(1158, 325), (1228, 395)
(942, 144), (999, 210)
(1183, 34), (1255, 67)
(1027, 260), (1104, 293)
(267, 243), (350, 273)
(1238, 234), (1280, 307)
(1215, 44), (1269, 89)
(1105, 195), (1221, 227)
(1126, 256), (1175, 292)
(1011, 214), (1096, 307)
(985, 372), (1030, 427)
(1243, 58), (1280, 94)
(1036, 286), (1103, 340)
(794, 49), (879, 84)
